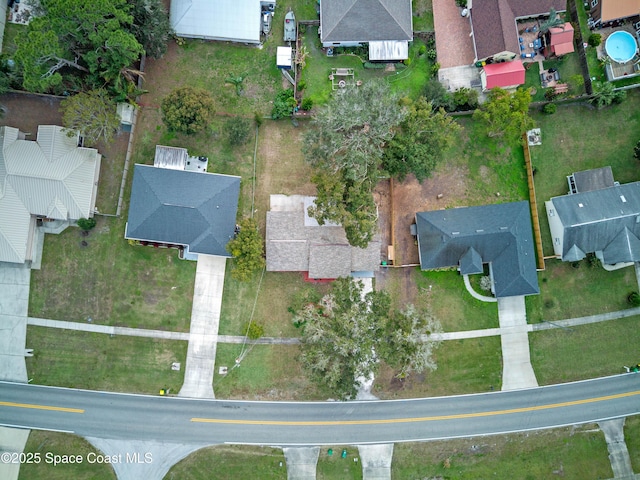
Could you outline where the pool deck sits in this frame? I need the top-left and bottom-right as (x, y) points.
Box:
(596, 26), (640, 80)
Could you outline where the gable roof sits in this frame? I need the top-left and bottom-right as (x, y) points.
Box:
(170, 0), (262, 44)
(125, 164), (240, 257)
(415, 201), (539, 298)
(471, 0), (566, 59)
(547, 181), (640, 263)
(266, 195), (380, 278)
(0, 126), (101, 264)
(320, 0), (412, 43)
(600, 0), (640, 22)
(483, 60), (525, 89)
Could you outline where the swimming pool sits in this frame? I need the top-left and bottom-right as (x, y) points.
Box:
(605, 30), (638, 64)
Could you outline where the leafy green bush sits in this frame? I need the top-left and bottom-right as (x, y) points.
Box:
(301, 97), (313, 111)
(543, 103), (557, 114)
(77, 218), (97, 231)
(628, 292), (640, 307)
(224, 117), (251, 145)
(634, 140), (640, 160)
(243, 322), (264, 340)
(363, 62), (386, 69)
(426, 49), (437, 61)
(297, 80), (306, 90)
(588, 33), (602, 47)
(161, 86), (215, 134)
(453, 87), (478, 110)
(418, 45), (427, 55)
(271, 89), (296, 119)
(404, 58), (412, 66)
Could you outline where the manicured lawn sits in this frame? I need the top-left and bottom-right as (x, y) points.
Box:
(626, 414), (640, 473)
(213, 343), (330, 400)
(530, 89), (640, 257)
(164, 445), (286, 479)
(26, 327), (187, 394)
(19, 431), (116, 480)
(526, 259), (636, 323)
(28, 216), (196, 331)
(530, 316), (640, 384)
(375, 335), (502, 398)
(392, 425), (612, 480)
(316, 447), (362, 479)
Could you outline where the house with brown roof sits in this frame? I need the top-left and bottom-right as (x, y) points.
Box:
(266, 195), (380, 279)
(470, 0), (566, 62)
(590, 0), (640, 27)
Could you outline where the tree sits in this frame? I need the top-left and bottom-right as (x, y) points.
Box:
(14, 0), (143, 96)
(226, 217), (265, 282)
(161, 86), (215, 134)
(590, 81), (626, 108)
(539, 8), (565, 34)
(423, 79), (455, 111)
(293, 278), (441, 399)
(128, 0), (173, 59)
(472, 87), (535, 143)
(382, 97), (460, 181)
(303, 80), (405, 248)
(77, 217), (97, 231)
(60, 89), (120, 146)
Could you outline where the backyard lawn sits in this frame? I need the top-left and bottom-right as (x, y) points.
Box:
(26, 327), (187, 394)
(530, 315), (640, 384)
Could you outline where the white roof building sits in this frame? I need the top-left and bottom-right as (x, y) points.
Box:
(170, 0), (262, 44)
(0, 125), (101, 264)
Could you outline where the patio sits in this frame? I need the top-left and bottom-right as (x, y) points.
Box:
(517, 20), (545, 62)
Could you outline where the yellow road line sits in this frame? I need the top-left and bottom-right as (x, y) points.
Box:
(0, 401), (84, 414)
(192, 389), (640, 426)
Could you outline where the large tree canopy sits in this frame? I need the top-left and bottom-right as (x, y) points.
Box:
(226, 217), (266, 282)
(161, 86), (215, 134)
(294, 277), (441, 399)
(15, 0), (143, 97)
(472, 87), (535, 143)
(383, 97), (461, 182)
(60, 89), (120, 146)
(128, 0), (173, 59)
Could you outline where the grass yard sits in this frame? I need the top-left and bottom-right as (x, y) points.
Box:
(391, 425), (612, 480)
(19, 431), (116, 480)
(1, 22), (25, 54)
(213, 343), (330, 400)
(527, 259), (636, 323)
(26, 327), (187, 394)
(375, 335), (502, 398)
(164, 445), (286, 479)
(316, 447), (362, 479)
(412, 0), (434, 31)
(627, 415), (640, 473)
(530, 89), (640, 257)
(530, 316), (640, 384)
(28, 216), (196, 331)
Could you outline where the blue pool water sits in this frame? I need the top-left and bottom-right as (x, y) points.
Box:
(605, 31), (638, 64)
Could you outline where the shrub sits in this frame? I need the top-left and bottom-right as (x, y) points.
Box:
(224, 117), (252, 146)
(544, 88), (557, 101)
(453, 87), (478, 110)
(301, 97), (314, 111)
(479, 276), (492, 292)
(271, 89), (296, 119)
(455, 0), (467, 7)
(243, 322), (265, 340)
(297, 80), (306, 91)
(418, 45), (427, 55)
(588, 33), (602, 47)
(161, 86), (215, 134)
(430, 62), (440, 78)
(77, 217), (97, 231)
(628, 292), (640, 307)
(254, 111), (263, 128)
(426, 49), (437, 61)
(543, 103), (557, 114)
(404, 57), (412, 66)
(363, 62), (386, 69)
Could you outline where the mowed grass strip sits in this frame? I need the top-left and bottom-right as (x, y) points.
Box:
(26, 327), (186, 394)
(19, 431), (116, 480)
(391, 424), (612, 480)
(530, 316), (640, 385)
(526, 259), (636, 323)
(316, 446), (362, 480)
(28, 217), (196, 331)
(626, 414), (640, 473)
(164, 445), (286, 479)
(213, 344), (330, 400)
(375, 336), (502, 399)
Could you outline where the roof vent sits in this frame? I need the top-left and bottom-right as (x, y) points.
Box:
(476, 229), (484, 233)
(621, 195), (627, 203)
(578, 203), (584, 208)
(500, 226), (508, 230)
(452, 231), (460, 235)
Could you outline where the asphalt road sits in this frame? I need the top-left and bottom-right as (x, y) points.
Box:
(1, 375), (639, 446)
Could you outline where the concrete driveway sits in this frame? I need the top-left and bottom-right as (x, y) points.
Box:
(0, 262), (30, 382)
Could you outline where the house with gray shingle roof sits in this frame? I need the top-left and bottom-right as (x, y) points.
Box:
(0, 125), (101, 265)
(125, 160), (240, 260)
(415, 201), (539, 298)
(320, 0), (412, 61)
(545, 176), (640, 265)
(266, 195), (380, 279)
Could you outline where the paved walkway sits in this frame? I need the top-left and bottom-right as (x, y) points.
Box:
(179, 255), (226, 399)
(283, 447), (320, 480)
(599, 419), (636, 479)
(358, 444), (393, 480)
(462, 274), (497, 302)
(497, 296), (538, 391)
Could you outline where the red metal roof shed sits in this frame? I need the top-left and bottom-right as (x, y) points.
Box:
(483, 61), (525, 89)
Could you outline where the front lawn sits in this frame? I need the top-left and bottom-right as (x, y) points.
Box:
(26, 327), (187, 394)
(530, 315), (640, 384)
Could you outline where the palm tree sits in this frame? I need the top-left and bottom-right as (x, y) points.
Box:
(539, 8), (565, 35)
